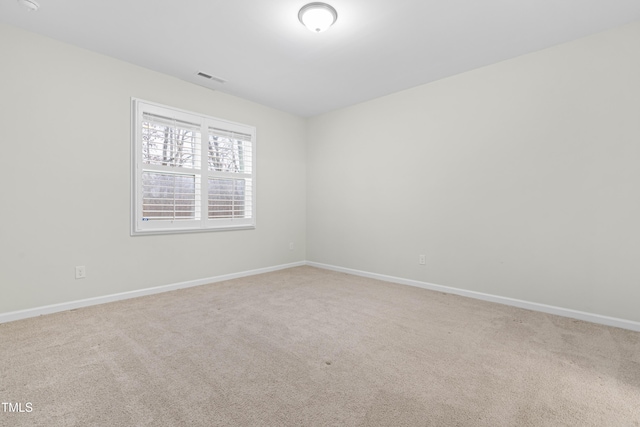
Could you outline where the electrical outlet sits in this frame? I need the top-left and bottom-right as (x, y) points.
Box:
(289, 242), (294, 250)
(75, 266), (86, 279)
(419, 255), (426, 265)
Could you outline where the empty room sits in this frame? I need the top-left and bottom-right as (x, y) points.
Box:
(1, 0), (639, 426)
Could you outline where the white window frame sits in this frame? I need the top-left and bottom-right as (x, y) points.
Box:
(131, 98), (256, 235)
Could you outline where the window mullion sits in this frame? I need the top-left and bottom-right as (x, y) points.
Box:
(200, 121), (208, 225)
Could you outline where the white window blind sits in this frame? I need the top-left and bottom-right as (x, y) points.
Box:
(207, 127), (253, 221)
(132, 99), (256, 235)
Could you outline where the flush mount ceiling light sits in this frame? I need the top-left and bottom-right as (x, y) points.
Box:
(298, 3), (338, 33)
(17, 0), (39, 11)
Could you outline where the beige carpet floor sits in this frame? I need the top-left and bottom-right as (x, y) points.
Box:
(1, 266), (639, 426)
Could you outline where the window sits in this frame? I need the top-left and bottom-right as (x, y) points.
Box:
(131, 99), (255, 235)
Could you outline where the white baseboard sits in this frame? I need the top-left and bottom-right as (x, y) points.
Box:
(0, 261), (306, 324)
(306, 261), (640, 333)
(3, 260), (639, 333)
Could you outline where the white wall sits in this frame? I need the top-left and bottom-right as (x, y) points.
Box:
(2, 20), (639, 325)
(307, 21), (640, 323)
(0, 24), (307, 314)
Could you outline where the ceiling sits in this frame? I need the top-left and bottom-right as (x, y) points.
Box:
(2, 0), (640, 117)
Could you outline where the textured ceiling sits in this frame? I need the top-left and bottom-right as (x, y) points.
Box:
(2, 0), (640, 117)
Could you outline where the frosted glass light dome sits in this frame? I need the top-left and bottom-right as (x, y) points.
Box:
(298, 3), (338, 33)
(17, 0), (40, 11)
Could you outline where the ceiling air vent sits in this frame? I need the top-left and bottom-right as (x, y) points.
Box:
(196, 71), (226, 84)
